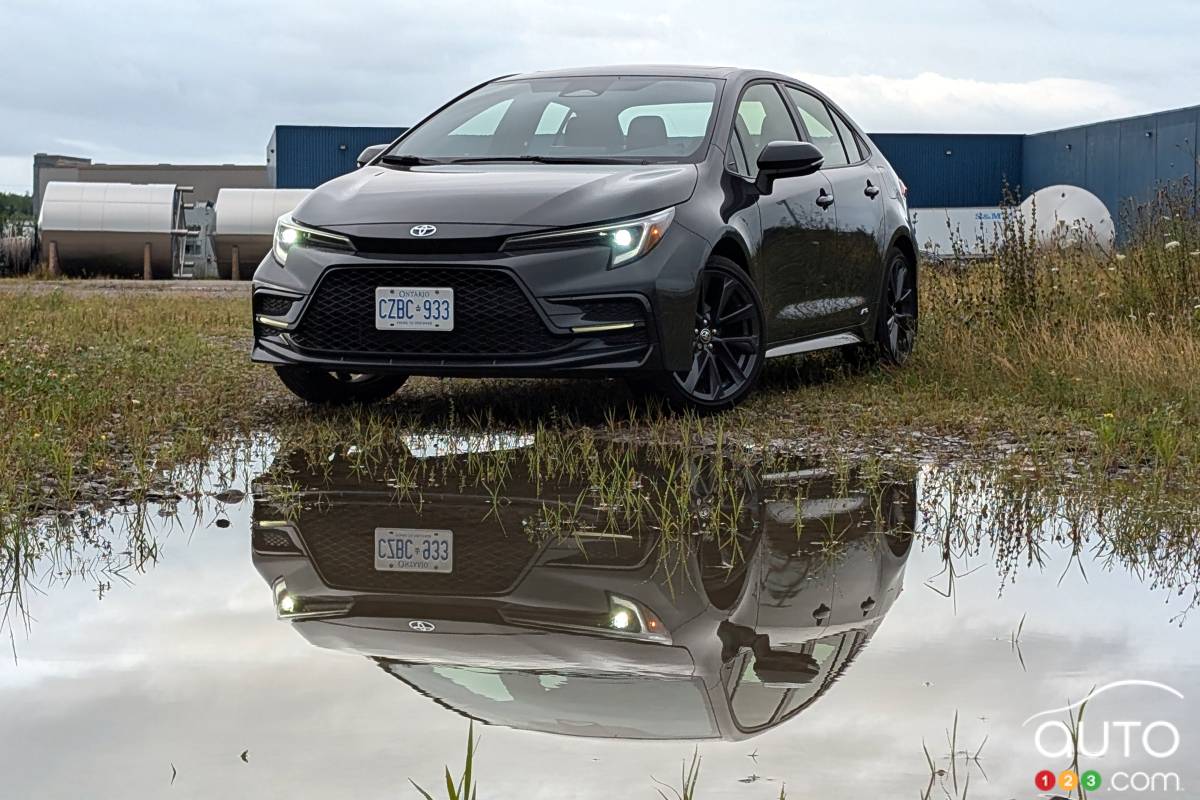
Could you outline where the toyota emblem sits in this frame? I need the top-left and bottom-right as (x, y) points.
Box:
(408, 620), (436, 633)
(410, 224), (437, 237)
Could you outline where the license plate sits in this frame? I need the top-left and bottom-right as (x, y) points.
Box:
(374, 528), (453, 573)
(375, 287), (454, 331)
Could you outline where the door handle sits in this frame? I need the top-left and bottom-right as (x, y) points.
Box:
(864, 182), (881, 198)
(815, 189), (835, 209)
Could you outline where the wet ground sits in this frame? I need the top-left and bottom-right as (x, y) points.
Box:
(2, 435), (1196, 798)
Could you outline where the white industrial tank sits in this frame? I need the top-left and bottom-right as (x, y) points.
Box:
(1018, 185), (1115, 251)
(213, 189), (310, 279)
(38, 182), (186, 277)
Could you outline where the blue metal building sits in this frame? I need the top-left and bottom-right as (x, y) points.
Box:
(268, 125), (408, 189)
(1021, 105), (1198, 220)
(868, 133), (1024, 208)
(267, 106), (1199, 227)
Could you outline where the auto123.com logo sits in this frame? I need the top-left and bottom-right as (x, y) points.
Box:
(1023, 680), (1185, 794)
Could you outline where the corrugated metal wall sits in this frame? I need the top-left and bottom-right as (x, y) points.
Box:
(264, 109), (1199, 225)
(269, 126), (409, 189)
(1022, 105), (1199, 221)
(868, 134), (1024, 208)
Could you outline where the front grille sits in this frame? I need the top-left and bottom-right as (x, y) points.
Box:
(296, 505), (540, 595)
(349, 236), (506, 256)
(291, 267), (570, 357)
(255, 293), (295, 317)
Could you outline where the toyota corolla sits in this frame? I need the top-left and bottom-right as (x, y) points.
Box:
(252, 65), (917, 409)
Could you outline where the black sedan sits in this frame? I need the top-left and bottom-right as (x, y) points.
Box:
(252, 65), (917, 409)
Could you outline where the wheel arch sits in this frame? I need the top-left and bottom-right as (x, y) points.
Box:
(707, 231), (753, 275)
(887, 228), (918, 273)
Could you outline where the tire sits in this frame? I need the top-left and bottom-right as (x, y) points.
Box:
(848, 247), (917, 366)
(274, 367), (408, 405)
(654, 256), (766, 411)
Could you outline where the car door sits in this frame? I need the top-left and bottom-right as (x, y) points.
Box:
(783, 86), (884, 331)
(730, 82), (838, 344)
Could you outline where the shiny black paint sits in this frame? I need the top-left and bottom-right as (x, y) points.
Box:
(250, 444), (916, 740)
(253, 66), (913, 378)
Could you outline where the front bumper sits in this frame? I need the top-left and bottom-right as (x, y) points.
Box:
(250, 225), (710, 377)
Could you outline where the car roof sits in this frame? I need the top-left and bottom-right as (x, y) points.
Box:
(499, 64), (798, 83)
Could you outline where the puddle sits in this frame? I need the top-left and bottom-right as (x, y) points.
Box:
(2, 436), (1197, 798)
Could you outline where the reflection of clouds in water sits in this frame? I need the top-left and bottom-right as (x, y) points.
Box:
(1, 452), (1197, 798)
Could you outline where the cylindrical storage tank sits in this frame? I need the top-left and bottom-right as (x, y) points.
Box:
(1018, 185), (1116, 252)
(37, 182), (184, 277)
(213, 189), (310, 279)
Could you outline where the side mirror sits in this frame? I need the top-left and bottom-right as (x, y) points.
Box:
(751, 645), (821, 689)
(755, 140), (824, 193)
(356, 144), (388, 168)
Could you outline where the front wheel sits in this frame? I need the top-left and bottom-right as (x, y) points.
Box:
(274, 367), (408, 405)
(653, 256), (766, 411)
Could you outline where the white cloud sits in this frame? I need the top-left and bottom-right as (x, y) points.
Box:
(795, 72), (1139, 134)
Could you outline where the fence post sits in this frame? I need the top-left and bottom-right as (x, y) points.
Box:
(231, 245), (240, 281)
(48, 241), (60, 277)
(143, 242), (152, 280)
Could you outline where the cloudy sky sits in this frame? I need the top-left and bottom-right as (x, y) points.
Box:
(2, 0), (1198, 193)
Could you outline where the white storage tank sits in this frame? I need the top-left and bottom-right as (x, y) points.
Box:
(213, 189), (309, 279)
(37, 182), (186, 277)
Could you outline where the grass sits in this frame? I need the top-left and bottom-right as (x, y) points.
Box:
(0, 288), (266, 520)
(1, 190), (1198, 537)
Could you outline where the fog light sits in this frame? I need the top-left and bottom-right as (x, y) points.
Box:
(279, 593), (296, 614)
(610, 609), (632, 630)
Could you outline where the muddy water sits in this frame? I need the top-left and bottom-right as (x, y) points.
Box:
(2, 439), (1196, 799)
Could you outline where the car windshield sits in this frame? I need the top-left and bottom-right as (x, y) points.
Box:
(387, 76), (722, 164)
(385, 664), (720, 739)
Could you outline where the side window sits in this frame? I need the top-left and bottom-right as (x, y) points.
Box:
(832, 112), (863, 162)
(784, 88), (849, 168)
(735, 83), (801, 178)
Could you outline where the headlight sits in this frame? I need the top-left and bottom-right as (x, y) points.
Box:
(503, 207), (675, 268)
(607, 594), (670, 642)
(272, 212), (353, 266)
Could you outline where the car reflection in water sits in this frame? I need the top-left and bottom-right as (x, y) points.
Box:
(251, 438), (915, 740)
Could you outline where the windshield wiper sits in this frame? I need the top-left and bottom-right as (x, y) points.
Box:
(377, 154), (445, 166)
(446, 155), (646, 165)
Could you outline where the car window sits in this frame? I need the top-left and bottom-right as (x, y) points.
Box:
(735, 83), (800, 178)
(390, 76), (721, 163)
(618, 103), (714, 137)
(725, 652), (788, 728)
(449, 98), (514, 136)
(534, 101), (571, 135)
(784, 87), (849, 168)
(832, 112), (863, 162)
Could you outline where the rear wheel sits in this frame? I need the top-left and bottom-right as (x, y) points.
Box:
(656, 256), (765, 411)
(274, 367), (408, 405)
(846, 247), (917, 366)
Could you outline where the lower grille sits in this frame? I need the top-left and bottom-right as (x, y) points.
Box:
(255, 293), (296, 317)
(572, 298), (647, 325)
(291, 267), (568, 357)
(296, 504), (540, 595)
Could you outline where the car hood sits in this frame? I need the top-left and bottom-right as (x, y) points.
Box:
(292, 162), (699, 230)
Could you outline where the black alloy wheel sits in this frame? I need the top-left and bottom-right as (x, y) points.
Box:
(274, 367), (408, 405)
(666, 256), (765, 410)
(879, 249), (918, 365)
